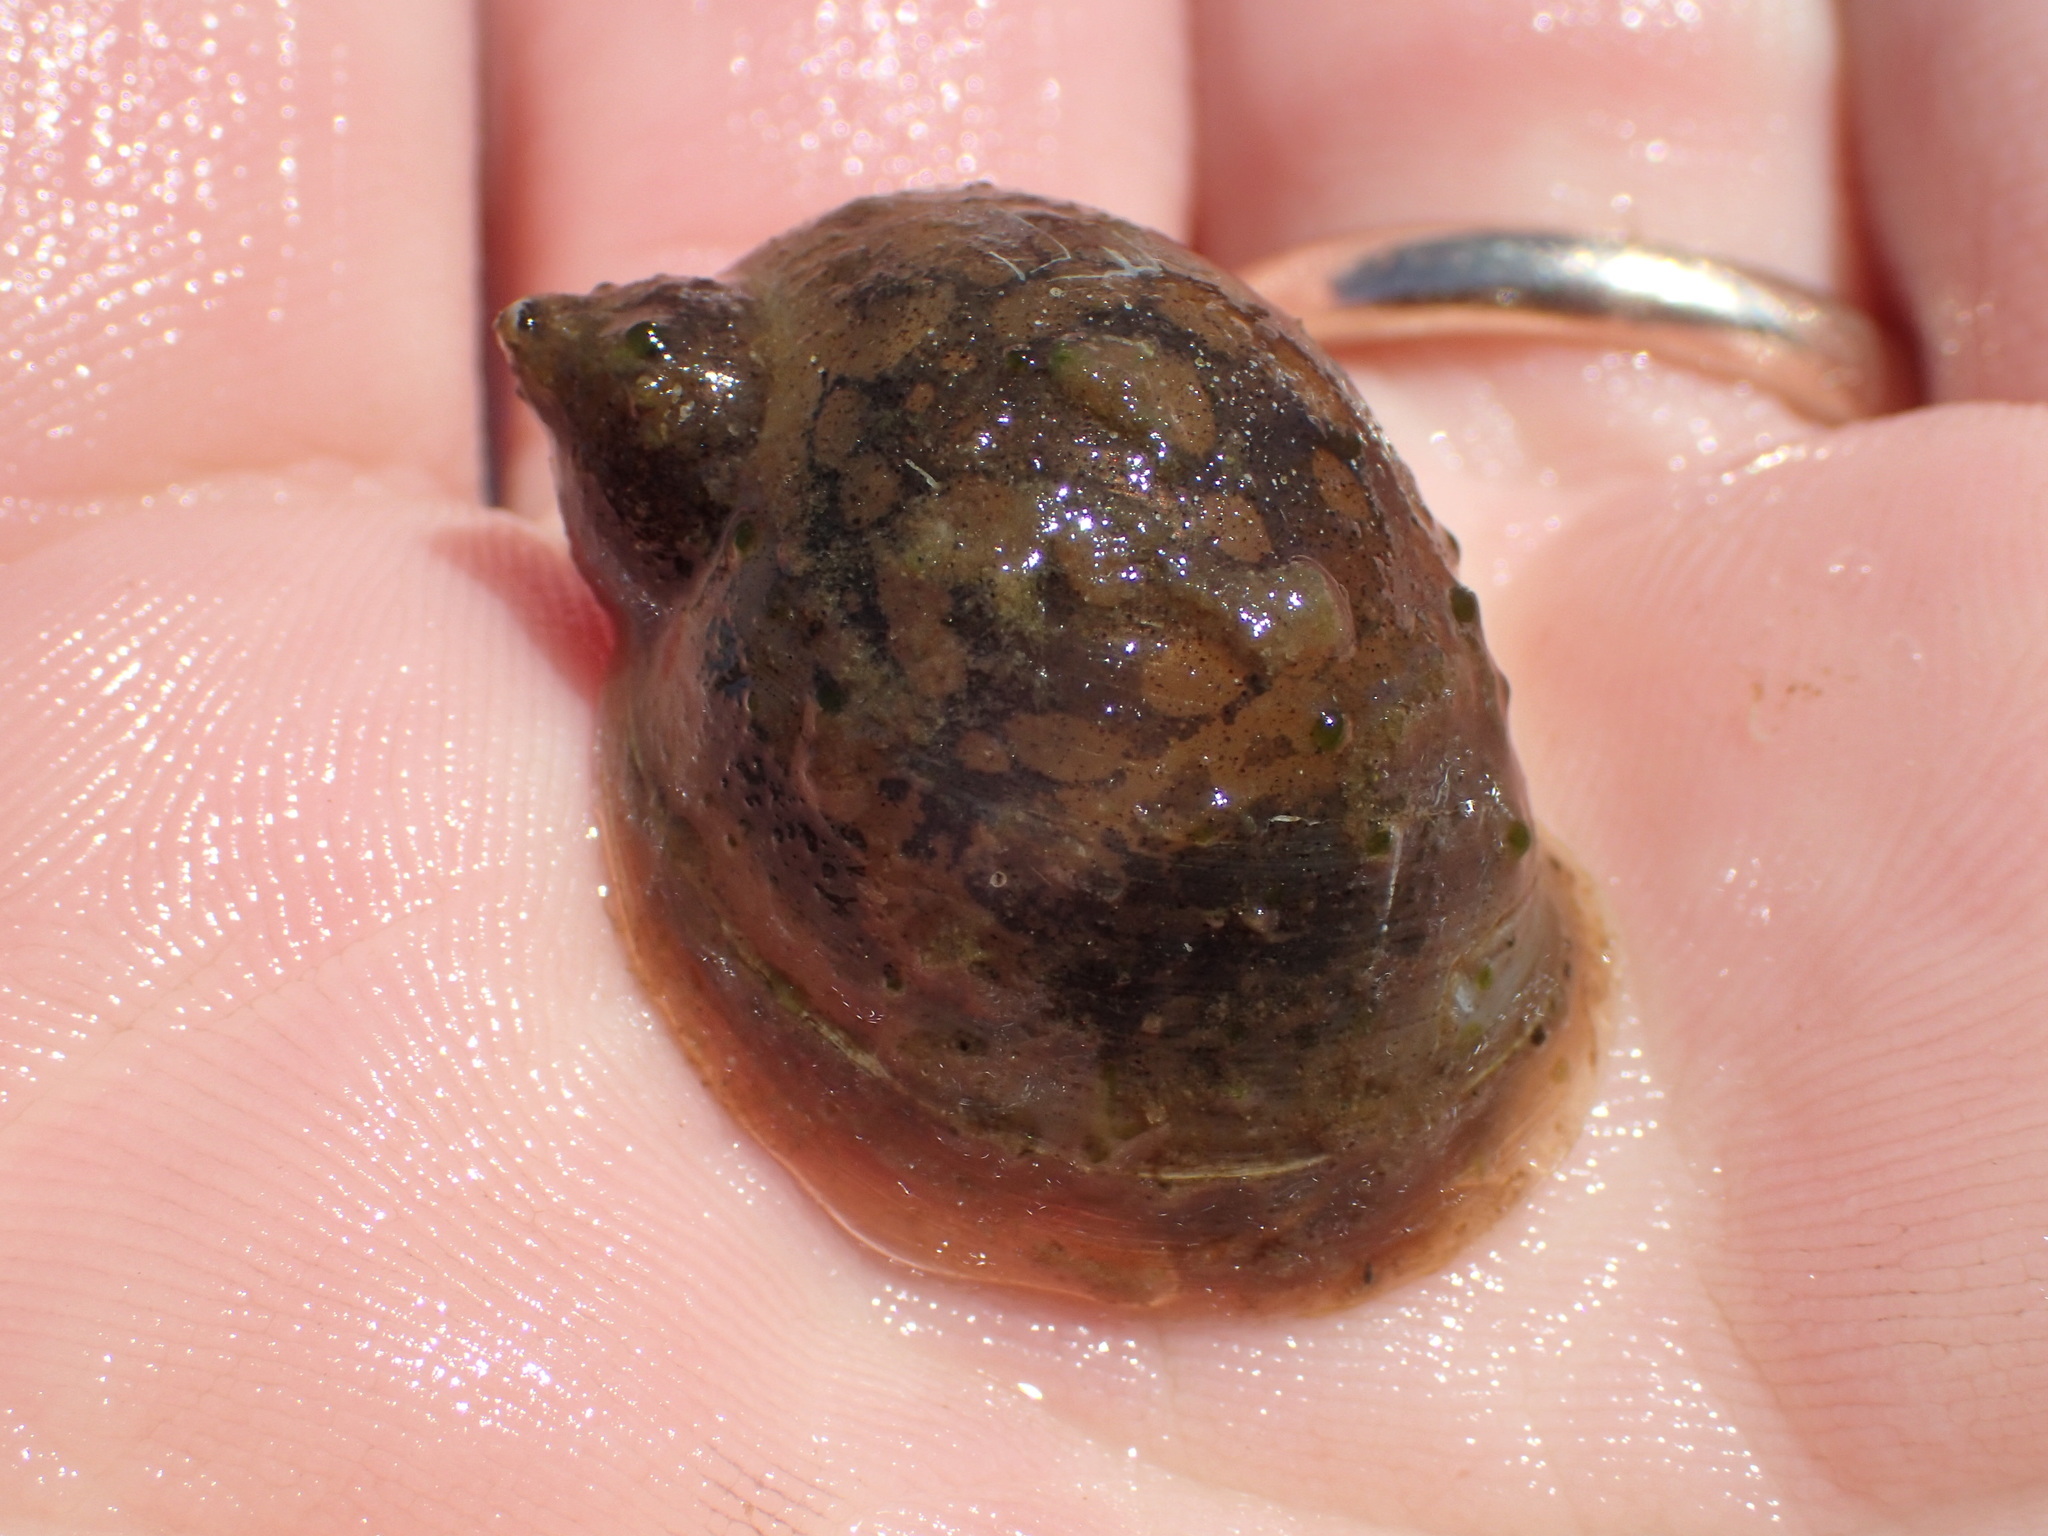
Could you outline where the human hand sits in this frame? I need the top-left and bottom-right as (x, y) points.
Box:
(3, 3), (2045, 1533)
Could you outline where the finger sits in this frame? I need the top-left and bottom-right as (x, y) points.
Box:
(1845, 0), (2048, 401)
(1196, 0), (1845, 282)
(0, 0), (479, 503)
(484, 0), (1191, 512)
(1514, 403), (2048, 1505)
(1194, 0), (1852, 596)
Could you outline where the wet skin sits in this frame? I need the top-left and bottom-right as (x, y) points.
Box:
(8, 3), (2048, 1529)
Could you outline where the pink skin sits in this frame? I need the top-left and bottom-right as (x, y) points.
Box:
(1, 1), (2044, 1532)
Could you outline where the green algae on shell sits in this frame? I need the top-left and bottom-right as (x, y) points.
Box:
(498, 187), (1603, 1314)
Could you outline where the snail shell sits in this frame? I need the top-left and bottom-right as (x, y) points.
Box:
(499, 188), (1599, 1314)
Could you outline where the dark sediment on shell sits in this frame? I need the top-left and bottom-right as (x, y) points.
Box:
(500, 186), (1601, 1312)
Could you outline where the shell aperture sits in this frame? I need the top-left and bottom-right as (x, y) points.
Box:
(499, 188), (1600, 1313)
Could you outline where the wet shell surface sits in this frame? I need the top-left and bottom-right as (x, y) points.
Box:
(499, 187), (1601, 1314)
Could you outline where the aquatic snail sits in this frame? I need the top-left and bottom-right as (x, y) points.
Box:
(498, 187), (1602, 1313)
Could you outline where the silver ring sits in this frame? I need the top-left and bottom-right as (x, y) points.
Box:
(1240, 228), (1911, 425)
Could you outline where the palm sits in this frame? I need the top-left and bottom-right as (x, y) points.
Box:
(2, 3), (2044, 1533)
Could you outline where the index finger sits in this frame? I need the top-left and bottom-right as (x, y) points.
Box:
(0, 0), (478, 508)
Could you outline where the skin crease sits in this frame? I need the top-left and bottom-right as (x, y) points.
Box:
(0, 1), (2043, 1534)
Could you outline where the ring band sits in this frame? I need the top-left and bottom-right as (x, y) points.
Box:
(1240, 228), (1910, 425)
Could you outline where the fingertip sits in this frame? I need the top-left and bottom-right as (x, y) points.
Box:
(1848, 0), (2048, 401)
